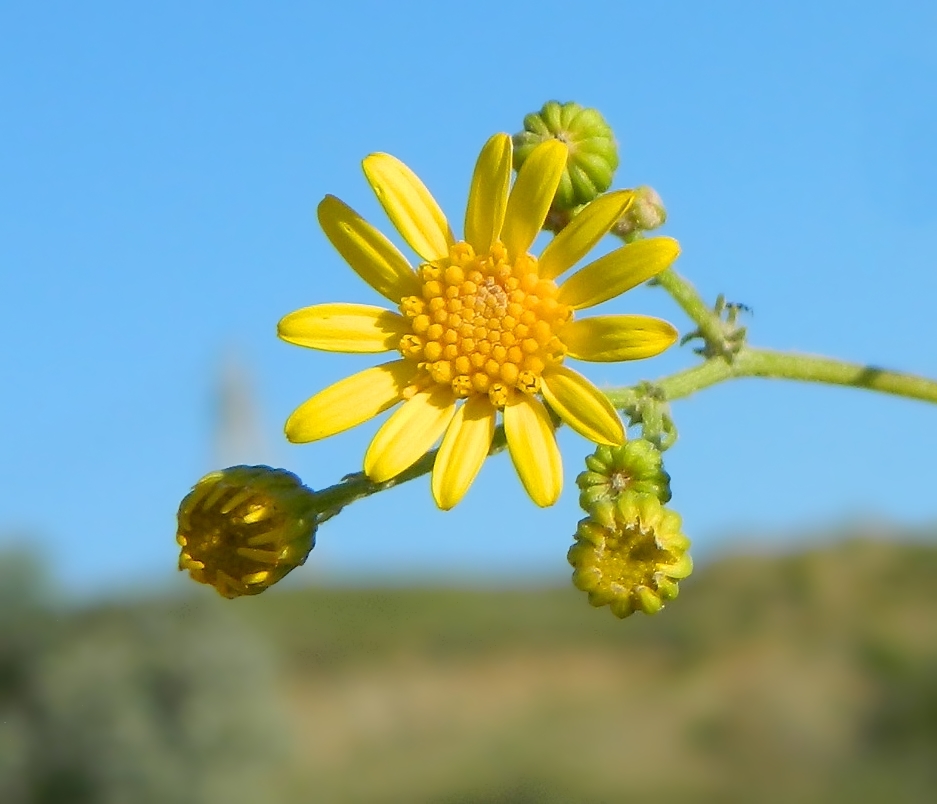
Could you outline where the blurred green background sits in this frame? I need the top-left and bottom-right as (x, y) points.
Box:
(3, 533), (936, 803)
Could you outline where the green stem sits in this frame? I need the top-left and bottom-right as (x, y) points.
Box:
(310, 427), (508, 523)
(653, 266), (729, 348)
(305, 256), (937, 516)
(606, 347), (937, 406)
(309, 347), (937, 516)
(646, 265), (937, 404)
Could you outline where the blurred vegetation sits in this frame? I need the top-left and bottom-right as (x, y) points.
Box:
(2, 532), (937, 802)
(0, 551), (293, 804)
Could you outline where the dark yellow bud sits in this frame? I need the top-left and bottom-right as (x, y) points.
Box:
(176, 466), (318, 599)
(567, 491), (692, 619)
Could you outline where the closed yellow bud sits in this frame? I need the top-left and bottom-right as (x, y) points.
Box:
(176, 466), (318, 598)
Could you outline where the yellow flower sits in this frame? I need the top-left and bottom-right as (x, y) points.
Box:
(279, 135), (680, 509)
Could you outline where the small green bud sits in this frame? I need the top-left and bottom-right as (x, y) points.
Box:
(612, 185), (667, 242)
(567, 492), (692, 619)
(577, 440), (672, 513)
(176, 466), (318, 599)
(513, 101), (618, 210)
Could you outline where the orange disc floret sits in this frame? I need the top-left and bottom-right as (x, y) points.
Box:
(397, 241), (573, 409)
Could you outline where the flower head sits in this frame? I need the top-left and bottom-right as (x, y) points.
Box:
(279, 134), (680, 509)
(568, 492), (692, 619)
(176, 466), (317, 598)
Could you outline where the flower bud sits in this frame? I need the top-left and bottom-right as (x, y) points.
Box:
(577, 440), (672, 513)
(612, 185), (667, 242)
(567, 492), (692, 619)
(176, 466), (318, 598)
(513, 101), (618, 210)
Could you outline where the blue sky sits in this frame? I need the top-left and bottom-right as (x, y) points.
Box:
(2, 1), (936, 594)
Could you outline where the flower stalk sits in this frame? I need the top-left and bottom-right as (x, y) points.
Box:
(305, 347), (937, 515)
(297, 240), (937, 514)
(642, 346), (937, 406)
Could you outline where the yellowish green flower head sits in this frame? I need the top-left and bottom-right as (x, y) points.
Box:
(176, 466), (317, 598)
(279, 134), (680, 509)
(568, 492), (692, 618)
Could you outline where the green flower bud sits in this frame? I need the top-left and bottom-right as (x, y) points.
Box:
(176, 466), (318, 599)
(612, 185), (667, 242)
(577, 440), (672, 513)
(513, 101), (618, 210)
(567, 492), (692, 619)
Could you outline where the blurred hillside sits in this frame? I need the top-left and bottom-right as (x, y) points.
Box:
(2, 535), (937, 803)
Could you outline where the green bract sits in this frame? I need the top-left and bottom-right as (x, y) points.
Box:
(577, 439), (672, 512)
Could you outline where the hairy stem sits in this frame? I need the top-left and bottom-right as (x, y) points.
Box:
(653, 266), (726, 344)
(310, 427), (508, 522)
(308, 348), (937, 517)
(606, 347), (937, 406)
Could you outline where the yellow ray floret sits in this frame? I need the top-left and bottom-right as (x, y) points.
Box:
(432, 395), (497, 510)
(363, 154), (454, 262)
(280, 134), (680, 508)
(464, 133), (512, 254)
(365, 385), (457, 482)
(278, 303), (408, 353)
(504, 392), (563, 507)
(540, 365), (625, 446)
(556, 237), (681, 310)
(561, 315), (679, 362)
(285, 360), (416, 442)
(538, 190), (635, 280)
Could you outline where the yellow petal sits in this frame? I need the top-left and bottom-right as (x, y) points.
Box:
(365, 385), (457, 482)
(540, 365), (624, 446)
(503, 393), (562, 507)
(501, 140), (568, 259)
(464, 133), (512, 255)
(557, 237), (680, 310)
(561, 315), (678, 361)
(537, 190), (635, 280)
(278, 303), (408, 353)
(285, 360), (416, 443)
(317, 195), (421, 302)
(431, 395), (497, 510)
(362, 153), (454, 262)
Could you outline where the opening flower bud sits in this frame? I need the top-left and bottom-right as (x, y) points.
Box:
(176, 466), (318, 598)
(567, 491), (692, 618)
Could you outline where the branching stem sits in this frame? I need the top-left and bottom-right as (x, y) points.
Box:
(307, 263), (937, 513)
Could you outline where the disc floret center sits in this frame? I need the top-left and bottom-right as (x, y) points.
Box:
(398, 241), (572, 408)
